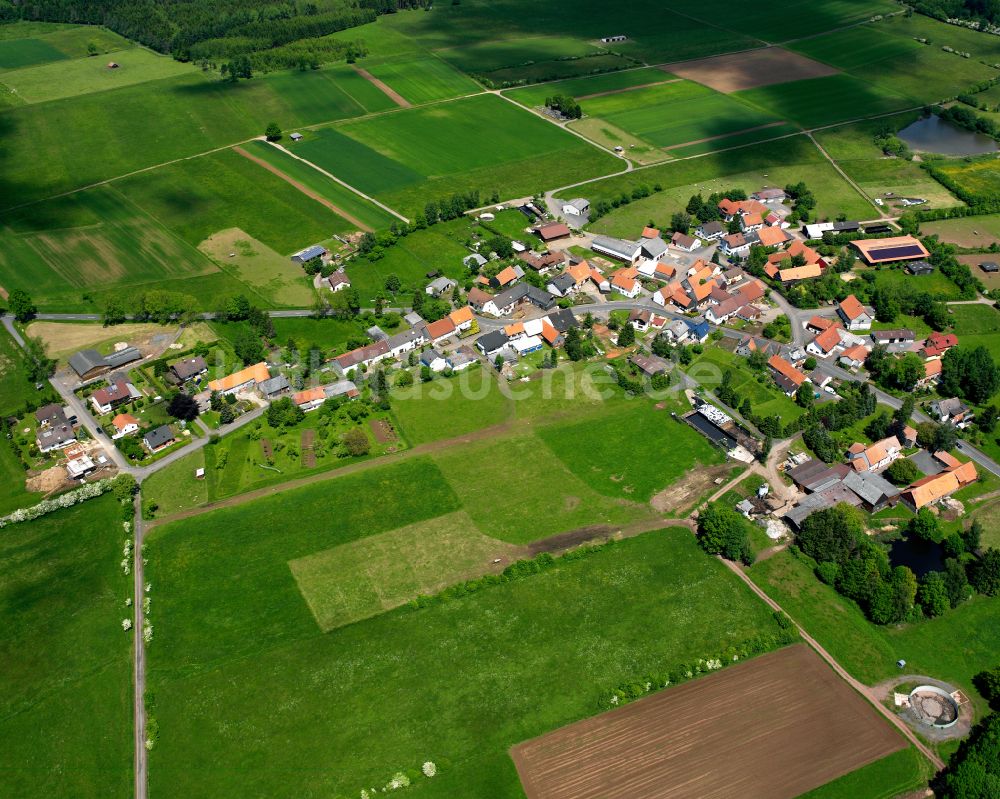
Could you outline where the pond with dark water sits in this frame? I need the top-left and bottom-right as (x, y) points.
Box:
(898, 115), (999, 156)
(888, 536), (944, 577)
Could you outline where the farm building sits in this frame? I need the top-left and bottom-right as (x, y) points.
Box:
(327, 271), (351, 292)
(592, 235), (641, 264)
(980, 262), (999, 273)
(289, 132), (303, 141)
(533, 222), (571, 242)
(905, 261), (934, 275)
(852, 236), (929, 265)
(169, 356), (208, 384)
(208, 362), (271, 395)
(68, 349), (110, 380)
(257, 375), (291, 399)
(561, 198), (589, 216)
(291, 245), (328, 264)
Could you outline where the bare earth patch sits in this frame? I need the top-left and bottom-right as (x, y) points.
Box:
(663, 47), (839, 93)
(352, 65), (411, 108)
(511, 644), (906, 799)
(650, 463), (734, 513)
(24, 320), (166, 361)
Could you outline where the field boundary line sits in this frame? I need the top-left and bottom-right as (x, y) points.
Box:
(132, 494), (149, 799)
(259, 139), (410, 223)
(351, 65), (411, 108)
(574, 78), (682, 100)
(663, 120), (788, 151)
(722, 558), (946, 771)
(807, 131), (888, 218)
(234, 145), (375, 232)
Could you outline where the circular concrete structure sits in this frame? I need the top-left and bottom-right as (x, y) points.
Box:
(908, 685), (959, 729)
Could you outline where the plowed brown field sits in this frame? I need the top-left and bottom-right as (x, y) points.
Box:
(511, 644), (907, 799)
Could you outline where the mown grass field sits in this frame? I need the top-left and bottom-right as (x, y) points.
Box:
(0, 439), (42, 515)
(242, 139), (400, 231)
(0, 23), (128, 70)
(0, 63), (397, 208)
(116, 148), (348, 254)
(145, 519), (785, 797)
(363, 53), (480, 103)
(866, 265), (964, 300)
(951, 303), (1000, 362)
(734, 74), (914, 129)
(0, 326), (55, 415)
(924, 212), (1000, 247)
(799, 747), (931, 799)
(1, 46), (194, 103)
(0, 496), (132, 799)
(390, 366), (510, 444)
(537, 398), (724, 502)
(297, 94), (620, 214)
(750, 548), (1000, 699)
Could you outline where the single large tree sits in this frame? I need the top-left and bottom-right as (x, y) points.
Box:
(7, 289), (36, 322)
(167, 392), (200, 421)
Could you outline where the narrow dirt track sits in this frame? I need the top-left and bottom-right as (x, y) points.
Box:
(576, 78), (681, 100)
(664, 120), (788, 150)
(352, 66), (411, 107)
(232, 146), (373, 232)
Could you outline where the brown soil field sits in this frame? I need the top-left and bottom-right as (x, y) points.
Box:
(664, 47), (838, 93)
(369, 418), (397, 443)
(650, 462), (734, 513)
(511, 644), (907, 799)
(957, 254), (1000, 290)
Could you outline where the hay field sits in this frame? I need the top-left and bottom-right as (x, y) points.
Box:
(512, 644), (907, 799)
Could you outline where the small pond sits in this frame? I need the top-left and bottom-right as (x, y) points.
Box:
(888, 536), (944, 577)
(898, 115), (999, 156)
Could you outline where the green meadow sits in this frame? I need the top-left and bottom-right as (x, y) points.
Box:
(504, 67), (674, 108)
(146, 511), (785, 797)
(0, 496), (132, 799)
(297, 93), (619, 214)
(0, 22), (129, 70)
(951, 304), (1000, 363)
(363, 53), (480, 104)
(799, 748), (932, 799)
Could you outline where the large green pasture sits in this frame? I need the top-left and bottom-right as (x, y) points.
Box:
(0, 496), (132, 798)
(242, 139), (399, 231)
(537, 397), (724, 502)
(787, 22), (997, 104)
(0, 439), (42, 516)
(951, 303), (1000, 363)
(0, 23), (128, 71)
(750, 548), (1000, 699)
(363, 53), (480, 103)
(1, 46), (194, 104)
(0, 185), (222, 310)
(923, 213), (1000, 248)
(504, 67), (674, 108)
(734, 74), (914, 129)
(297, 94), (619, 214)
(0, 326), (55, 416)
(146, 518), (784, 797)
(115, 148), (349, 253)
(0, 63), (397, 208)
(576, 80), (781, 150)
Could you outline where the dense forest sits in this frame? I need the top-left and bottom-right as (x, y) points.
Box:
(0, 0), (426, 67)
(914, 0), (1000, 25)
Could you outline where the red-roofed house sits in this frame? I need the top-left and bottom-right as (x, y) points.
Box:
(921, 332), (958, 358)
(768, 355), (807, 395)
(837, 295), (873, 330)
(807, 325), (843, 359)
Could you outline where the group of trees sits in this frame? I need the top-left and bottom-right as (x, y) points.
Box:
(865, 344), (927, 393)
(784, 181), (816, 224)
(799, 382), (879, 463)
(683, 188), (746, 224)
(940, 345), (1000, 404)
(696, 501), (755, 565)
(870, 281), (950, 330)
(544, 94), (582, 119)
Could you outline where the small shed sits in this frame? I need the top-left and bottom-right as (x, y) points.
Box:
(290, 132), (303, 142)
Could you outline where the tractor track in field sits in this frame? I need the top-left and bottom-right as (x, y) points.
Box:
(352, 65), (411, 107)
(233, 145), (374, 232)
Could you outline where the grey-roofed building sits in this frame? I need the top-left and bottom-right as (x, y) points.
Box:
(103, 347), (142, 369)
(842, 470), (899, 512)
(387, 327), (428, 357)
(591, 235), (641, 264)
(291, 245), (327, 264)
(403, 311), (424, 327)
(639, 236), (668, 261)
(426, 276), (457, 297)
(447, 347), (477, 371)
(665, 319), (689, 342)
(35, 403), (67, 428)
(258, 375), (291, 399)
(170, 356), (208, 383)
(367, 326), (388, 342)
(143, 425), (176, 453)
(785, 485), (862, 529)
(463, 253), (488, 269)
(523, 285), (556, 310)
(546, 308), (577, 332)
(36, 422), (76, 453)
(324, 380), (358, 399)
(696, 220), (726, 240)
(546, 272), (577, 297)
(786, 459), (850, 492)
(69, 349), (108, 380)
(476, 330), (510, 357)
(630, 354), (669, 376)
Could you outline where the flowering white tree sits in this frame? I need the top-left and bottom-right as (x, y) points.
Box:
(421, 762), (436, 778)
(143, 622), (153, 644)
(0, 479), (112, 528)
(122, 618), (132, 631)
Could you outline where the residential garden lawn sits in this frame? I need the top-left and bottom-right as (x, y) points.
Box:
(270, 316), (380, 353)
(750, 548), (1000, 705)
(142, 449), (209, 515)
(390, 366), (511, 445)
(0, 64), (396, 209)
(972, 498), (1000, 550)
(432, 431), (653, 542)
(688, 345), (805, 425)
(363, 53), (480, 103)
(478, 208), (535, 240)
(0, 496), (132, 799)
(869, 313), (934, 339)
(504, 67), (673, 108)
(1, 46), (195, 103)
(344, 218), (473, 302)
(923, 213), (1000, 248)
(295, 94), (620, 215)
(733, 74), (914, 129)
(241, 139), (399, 231)
(0, 326), (57, 415)
(950, 303), (1000, 362)
(145, 525), (787, 797)
(798, 747), (932, 799)
(0, 184), (240, 311)
(116, 148), (351, 255)
(537, 397), (724, 502)
(866, 265), (964, 300)
(575, 80), (783, 150)
(786, 21), (997, 104)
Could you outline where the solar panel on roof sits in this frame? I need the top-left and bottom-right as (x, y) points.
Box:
(868, 245), (924, 260)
